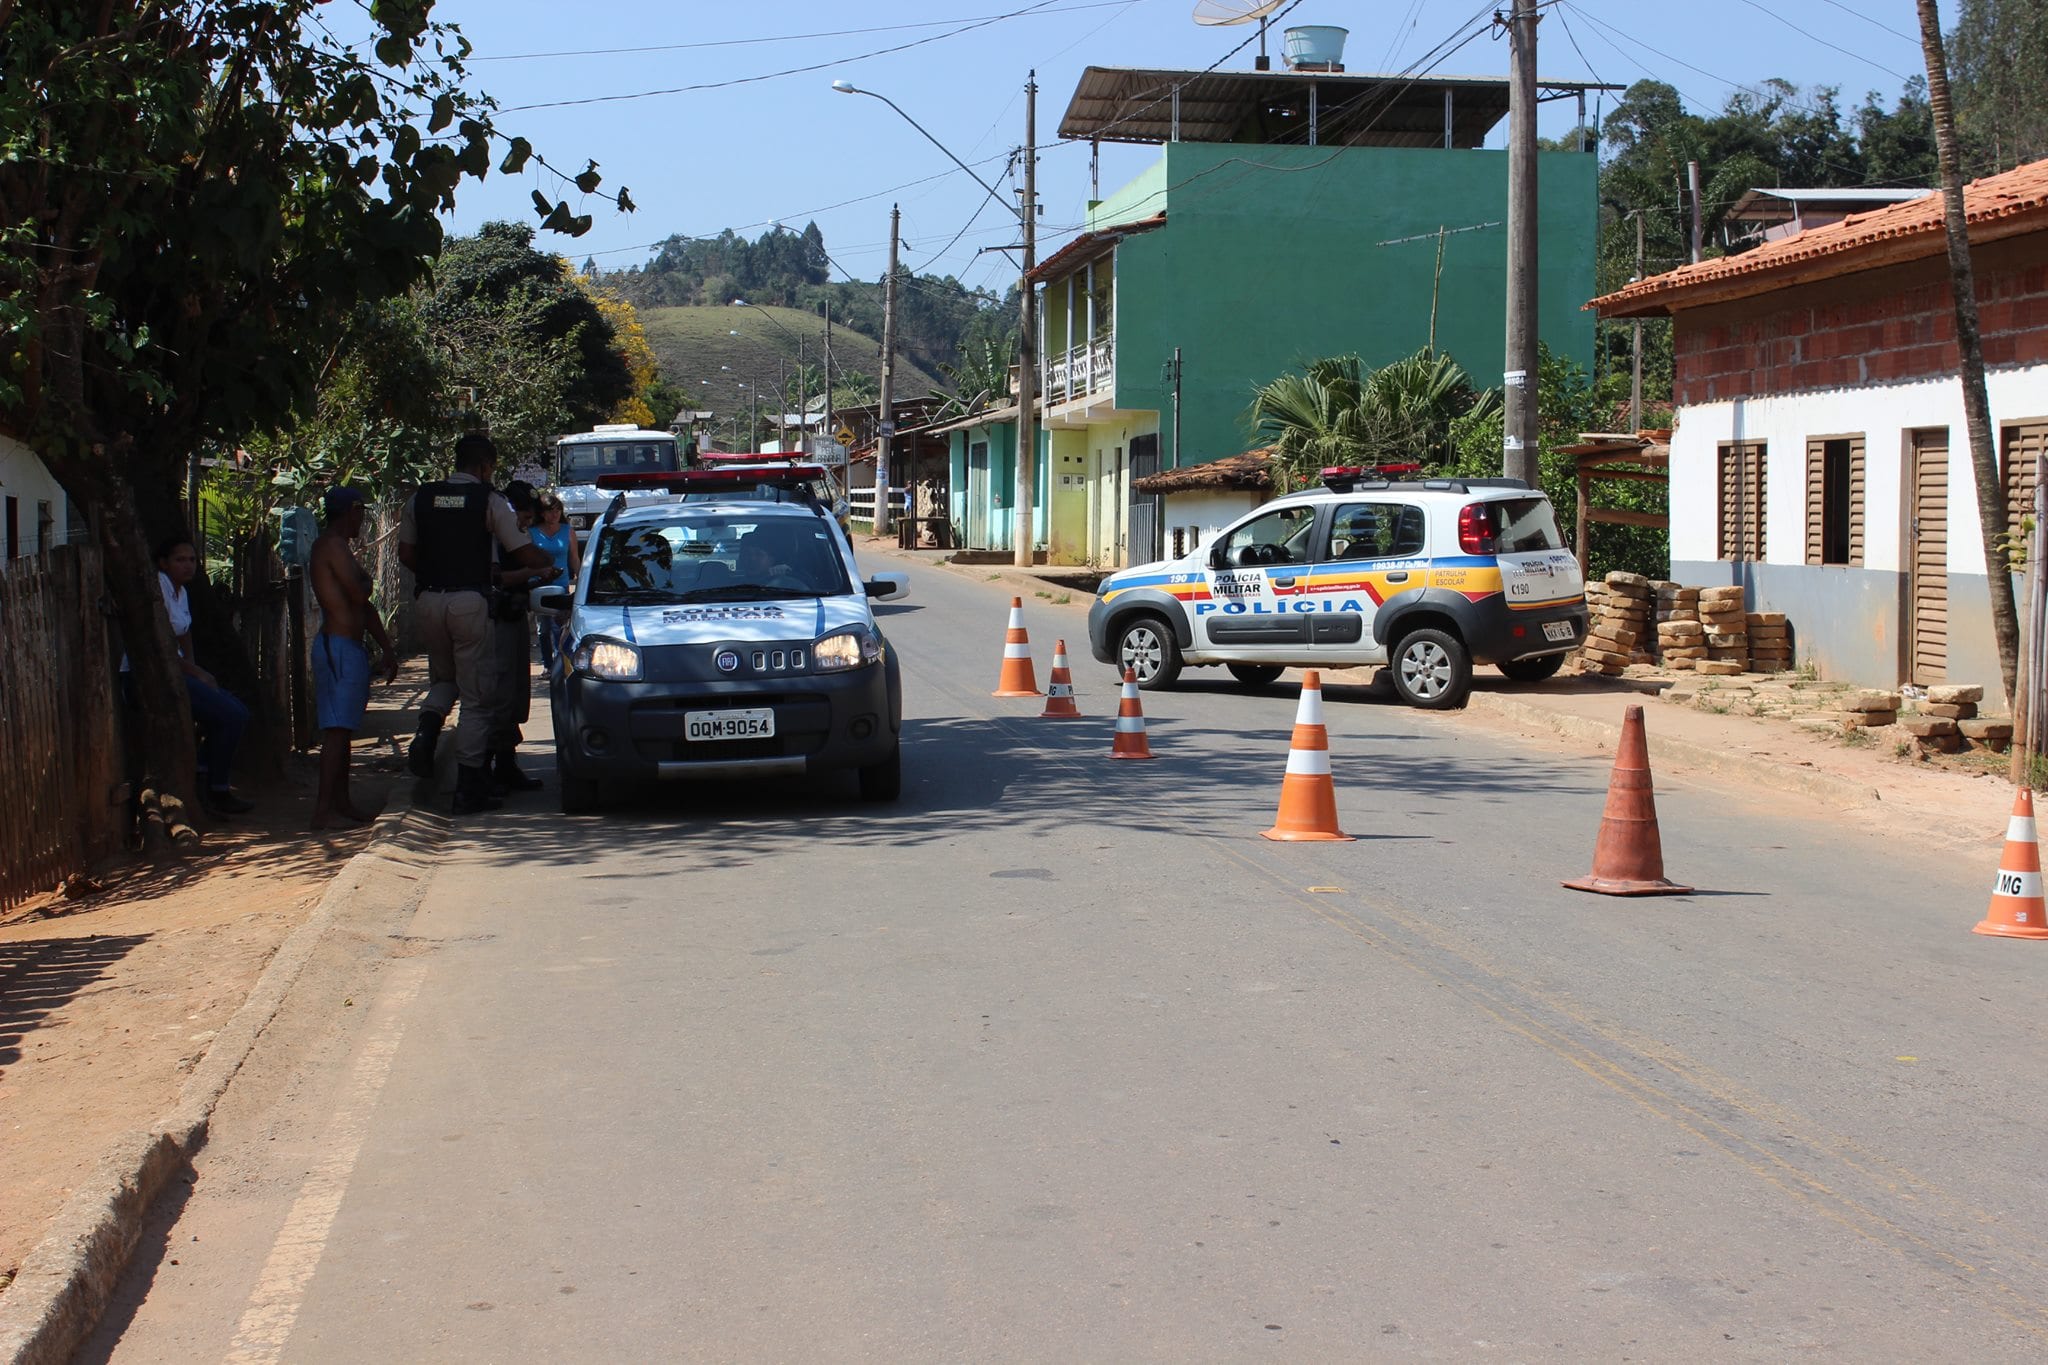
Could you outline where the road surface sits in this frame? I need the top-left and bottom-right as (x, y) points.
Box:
(85, 558), (2048, 1361)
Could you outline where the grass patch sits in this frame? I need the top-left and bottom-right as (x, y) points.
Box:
(1053, 592), (1072, 605)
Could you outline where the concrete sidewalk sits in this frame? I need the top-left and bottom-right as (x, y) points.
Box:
(866, 539), (2018, 852)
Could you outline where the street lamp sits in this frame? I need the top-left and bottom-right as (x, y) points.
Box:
(835, 73), (1037, 561)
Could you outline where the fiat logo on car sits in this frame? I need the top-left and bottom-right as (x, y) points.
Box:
(714, 649), (741, 673)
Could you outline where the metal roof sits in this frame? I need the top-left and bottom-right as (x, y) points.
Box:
(1058, 67), (1614, 149)
(1727, 186), (1932, 222)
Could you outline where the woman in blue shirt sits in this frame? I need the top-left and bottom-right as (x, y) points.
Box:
(529, 491), (579, 669)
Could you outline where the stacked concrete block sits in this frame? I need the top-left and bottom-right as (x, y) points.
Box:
(1653, 581), (1706, 670)
(1842, 690), (1900, 728)
(1747, 612), (1793, 672)
(1696, 586), (1749, 674)
(1579, 572), (1653, 675)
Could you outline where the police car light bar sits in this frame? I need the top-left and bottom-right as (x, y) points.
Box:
(594, 466), (828, 492)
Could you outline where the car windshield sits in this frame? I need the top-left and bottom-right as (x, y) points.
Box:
(1492, 496), (1566, 554)
(585, 515), (850, 605)
(557, 439), (680, 485)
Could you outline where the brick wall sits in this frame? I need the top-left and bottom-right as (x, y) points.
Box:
(1672, 233), (2048, 405)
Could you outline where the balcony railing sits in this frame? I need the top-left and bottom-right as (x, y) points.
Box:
(1043, 336), (1114, 405)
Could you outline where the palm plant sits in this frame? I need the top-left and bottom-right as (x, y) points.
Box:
(1246, 349), (1497, 490)
(935, 335), (1016, 419)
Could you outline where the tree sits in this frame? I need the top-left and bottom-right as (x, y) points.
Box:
(576, 273), (661, 428)
(0, 2), (627, 810)
(1949, 0), (2048, 174)
(1246, 350), (1495, 491)
(936, 334), (1014, 418)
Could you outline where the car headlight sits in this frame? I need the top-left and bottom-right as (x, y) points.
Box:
(812, 626), (883, 672)
(573, 636), (643, 681)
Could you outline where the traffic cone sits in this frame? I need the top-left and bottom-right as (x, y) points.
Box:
(992, 596), (1042, 697)
(1040, 639), (1083, 718)
(1109, 667), (1155, 759)
(1261, 670), (1354, 841)
(1975, 787), (2048, 939)
(1563, 704), (1692, 896)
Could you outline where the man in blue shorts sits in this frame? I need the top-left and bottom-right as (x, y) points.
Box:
(309, 486), (398, 827)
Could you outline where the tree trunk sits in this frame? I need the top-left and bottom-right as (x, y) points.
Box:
(1918, 0), (2021, 705)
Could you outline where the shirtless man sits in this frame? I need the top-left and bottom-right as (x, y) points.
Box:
(309, 486), (398, 828)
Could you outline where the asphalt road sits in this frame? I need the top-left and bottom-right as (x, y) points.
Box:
(85, 558), (2048, 1362)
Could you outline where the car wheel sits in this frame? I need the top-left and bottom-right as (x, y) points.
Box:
(559, 771), (601, 814)
(1391, 627), (1472, 709)
(1499, 653), (1565, 683)
(1226, 663), (1285, 688)
(858, 745), (902, 803)
(1116, 614), (1183, 690)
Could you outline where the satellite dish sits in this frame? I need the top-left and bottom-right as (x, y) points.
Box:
(1192, 0), (1282, 68)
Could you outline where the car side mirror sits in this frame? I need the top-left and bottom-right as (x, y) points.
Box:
(532, 587), (571, 617)
(865, 573), (909, 602)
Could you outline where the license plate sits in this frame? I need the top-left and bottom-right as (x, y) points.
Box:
(1542, 620), (1576, 643)
(685, 707), (775, 741)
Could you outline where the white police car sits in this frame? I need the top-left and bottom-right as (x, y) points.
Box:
(1087, 468), (1586, 709)
(535, 469), (908, 812)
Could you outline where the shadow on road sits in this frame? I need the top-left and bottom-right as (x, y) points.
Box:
(0, 933), (149, 1071)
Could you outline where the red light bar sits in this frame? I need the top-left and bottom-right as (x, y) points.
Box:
(595, 466), (827, 492)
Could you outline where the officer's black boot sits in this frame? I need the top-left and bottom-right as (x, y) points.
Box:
(490, 747), (542, 793)
(406, 711), (444, 779)
(452, 763), (503, 815)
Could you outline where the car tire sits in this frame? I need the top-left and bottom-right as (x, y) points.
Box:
(1115, 614), (1183, 690)
(1226, 663), (1285, 688)
(559, 771), (601, 814)
(858, 745), (902, 803)
(1391, 627), (1472, 709)
(1499, 653), (1565, 683)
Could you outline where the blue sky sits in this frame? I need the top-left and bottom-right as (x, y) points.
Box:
(390, 1), (1953, 294)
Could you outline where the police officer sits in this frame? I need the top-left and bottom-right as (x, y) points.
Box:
(488, 480), (547, 793)
(399, 433), (553, 814)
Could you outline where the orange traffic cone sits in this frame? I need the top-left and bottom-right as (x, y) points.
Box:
(992, 597), (1042, 697)
(1563, 704), (1691, 896)
(1975, 787), (2048, 938)
(1040, 639), (1083, 718)
(1261, 670), (1354, 842)
(1109, 667), (1154, 759)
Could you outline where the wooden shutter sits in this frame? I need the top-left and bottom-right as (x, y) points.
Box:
(1847, 436), (1865, 567)
(1719, 442), (1766, 561)
(1912, 434), (1949, 683)
(2004, 421), (2045, 531)
(1807, 436), (1866, 567)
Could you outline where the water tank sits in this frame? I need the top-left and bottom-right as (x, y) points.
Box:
(1283, 25), (1348, 70)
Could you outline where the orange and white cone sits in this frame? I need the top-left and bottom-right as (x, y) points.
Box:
(1109, 667), (1155, 759)
(1261, 670), (1354, 842)
(1975, 787), (2048, 939)
(992, 596), (1042, 697)
(1040, 639), (1083, 718)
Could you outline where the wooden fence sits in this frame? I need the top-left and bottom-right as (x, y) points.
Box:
(0, 545), (125, 911)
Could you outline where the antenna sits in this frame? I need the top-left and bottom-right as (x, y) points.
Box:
(1191, 0), (1282, 69)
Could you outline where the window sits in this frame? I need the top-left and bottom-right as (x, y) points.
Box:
(2003, 421), (2046, 531)
(1325, 502), (1426, 560)
(1805, 436), (1864, 566)
(1215, 506), (1317, 568)
(1718, 442), (1767, 561)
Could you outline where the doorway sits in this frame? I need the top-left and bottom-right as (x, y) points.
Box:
(1908, 429), (1949, 684)
(967, 440), (990, 549)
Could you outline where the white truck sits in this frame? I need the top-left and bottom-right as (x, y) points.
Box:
(550, 425), (686, 538)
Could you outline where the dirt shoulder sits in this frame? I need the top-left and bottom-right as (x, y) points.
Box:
(0, 664), (431, 1288)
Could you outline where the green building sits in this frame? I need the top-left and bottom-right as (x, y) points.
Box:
(942, 64), (1607, 567)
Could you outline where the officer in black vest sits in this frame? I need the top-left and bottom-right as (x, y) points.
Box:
(398, 433), (553, 813)
(487, 480), (547, 794)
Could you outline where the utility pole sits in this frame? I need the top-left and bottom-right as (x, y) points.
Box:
(1630, 211), (1644, 432)
(1501, 0), (1539, 486)
(876, 204), (899, 538)
(1687, 160), (1704, 264)
(822, 299), (833, 455)
(1015, 71), (1040, 567)
(1917, 0), (2020, 703)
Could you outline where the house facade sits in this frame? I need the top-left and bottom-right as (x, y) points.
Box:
(947, 64), (1604, 567)
(1591, 160), (2048, 690)
(0, 431), (76, 559)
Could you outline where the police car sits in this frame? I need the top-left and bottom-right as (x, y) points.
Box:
(534, 468), (908, 812)
(1086, 468), (1587, 710)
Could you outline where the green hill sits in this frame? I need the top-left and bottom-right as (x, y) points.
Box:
(641, 304), (943, 431)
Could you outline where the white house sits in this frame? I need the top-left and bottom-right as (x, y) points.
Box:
(0, 430), (76, 560)
(1592, 159), (2048, 690)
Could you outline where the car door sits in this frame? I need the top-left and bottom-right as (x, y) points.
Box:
(1193, 503), (1320, 657)
(1303, 500), (1429, 663)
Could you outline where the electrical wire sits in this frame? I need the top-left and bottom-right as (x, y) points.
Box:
(1729, 0), (1912, 83)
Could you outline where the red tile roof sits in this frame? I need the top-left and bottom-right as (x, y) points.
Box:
(1133, 447), (1273, 493)
(1591, 159), (2048, 318)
